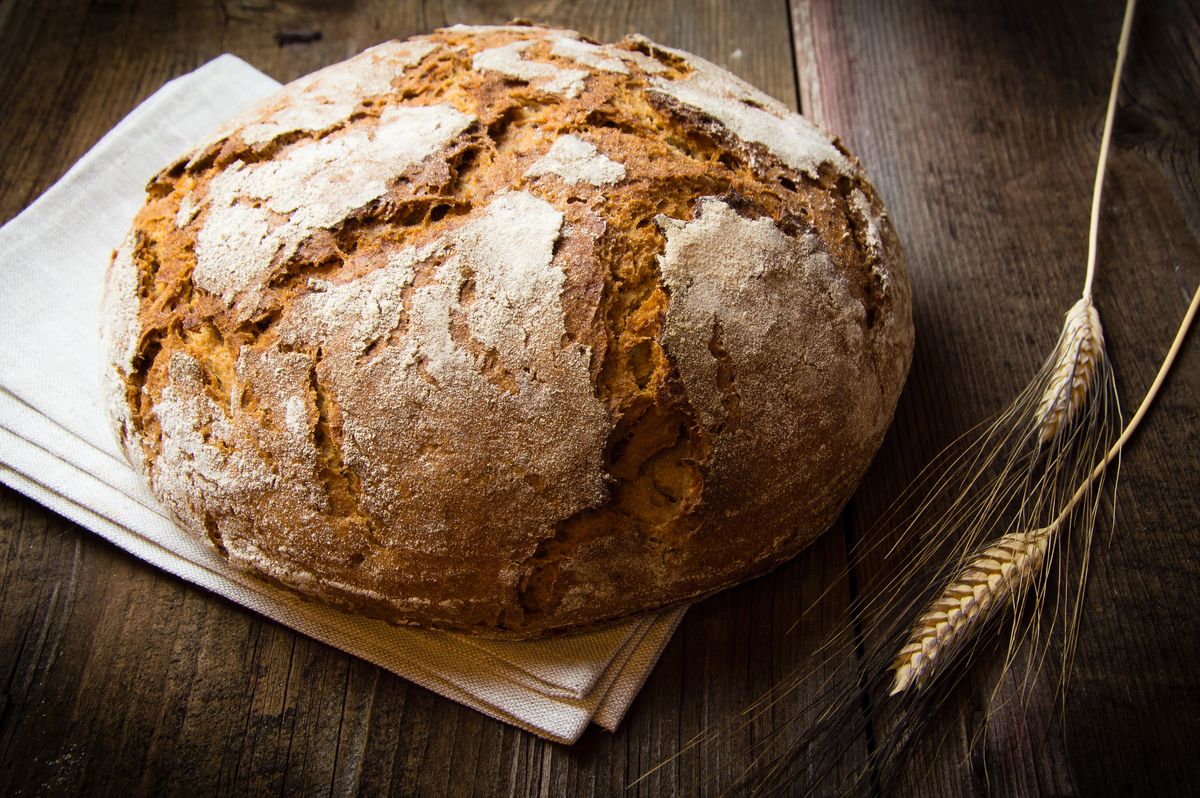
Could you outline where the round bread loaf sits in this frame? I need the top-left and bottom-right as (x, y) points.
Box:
(100, 24), (913, 638)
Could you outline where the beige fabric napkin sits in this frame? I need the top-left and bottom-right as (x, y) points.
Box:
(0, 54), (685, 745)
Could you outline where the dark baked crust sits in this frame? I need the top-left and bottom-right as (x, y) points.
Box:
(99, 24), (914, 638)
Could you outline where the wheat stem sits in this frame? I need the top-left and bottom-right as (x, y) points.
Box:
(1083, 0), (1138, 299)
(1063, 283), (1200, 515)
(891, 283), (1199, 696)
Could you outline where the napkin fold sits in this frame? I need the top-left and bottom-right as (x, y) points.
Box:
(0, 55), (685, 744)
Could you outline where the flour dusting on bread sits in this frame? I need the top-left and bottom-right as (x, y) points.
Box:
(195, 104), (472, 311)
(526, 134), (626, 186)
(549, 35), (630, 74)
(473, 40), (589, 97)
(239, 40), (440, 146)
(648, 48), (850, 178)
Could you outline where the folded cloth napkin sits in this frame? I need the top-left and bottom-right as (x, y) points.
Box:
(0, 54), (686, 745)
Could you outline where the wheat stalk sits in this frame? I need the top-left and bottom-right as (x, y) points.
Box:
(885, 296), (1110, 697)
(1037, 297), (1104, 444)
(889, 0), (1137, 699)
(891, 281), (1199, 697)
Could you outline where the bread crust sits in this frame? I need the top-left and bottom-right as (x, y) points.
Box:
(100, 24), (914, 638)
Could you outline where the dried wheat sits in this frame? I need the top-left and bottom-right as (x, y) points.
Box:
(1038, 296), (1104, 444)
(890, 522), (1057, 695)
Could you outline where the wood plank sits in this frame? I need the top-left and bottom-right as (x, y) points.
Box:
(795, 0), (1200, 794)
(9, 0), (1194, 793)
(0, 1), (855, 796)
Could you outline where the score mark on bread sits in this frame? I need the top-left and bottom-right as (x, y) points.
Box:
(100, 24), (914, 638)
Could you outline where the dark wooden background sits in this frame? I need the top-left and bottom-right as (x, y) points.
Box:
(1, 0), (1197, 795)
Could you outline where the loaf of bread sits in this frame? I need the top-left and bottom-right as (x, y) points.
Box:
(100, 24), (913, 638)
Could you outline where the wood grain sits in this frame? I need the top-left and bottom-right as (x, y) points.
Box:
(0, 1), (847, 796)
(797, 0), (1200, 794)
(0, 0), (1196, 795)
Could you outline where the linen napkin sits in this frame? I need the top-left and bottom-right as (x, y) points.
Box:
(0, 54), (686, 745)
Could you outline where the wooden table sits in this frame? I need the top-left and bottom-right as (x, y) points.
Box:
(2, 1), (1196, 794)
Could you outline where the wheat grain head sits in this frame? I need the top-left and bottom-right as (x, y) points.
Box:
(890, 522), (1058, 695)
(1038, 297), (1105, 445)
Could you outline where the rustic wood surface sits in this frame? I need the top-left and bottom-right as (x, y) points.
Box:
(1, 0), (1196, 795)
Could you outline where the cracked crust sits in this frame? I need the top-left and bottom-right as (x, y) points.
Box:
(99, 24), (913, 638)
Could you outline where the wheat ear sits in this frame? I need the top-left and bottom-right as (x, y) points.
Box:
(1037, 297), (1104, 444)
(889, 523), (1056, 695)
(891, 294), (1107, 695)
(892, 283), (1200, 697)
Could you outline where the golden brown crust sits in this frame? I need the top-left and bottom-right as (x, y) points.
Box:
(100, 24), (914, 638)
